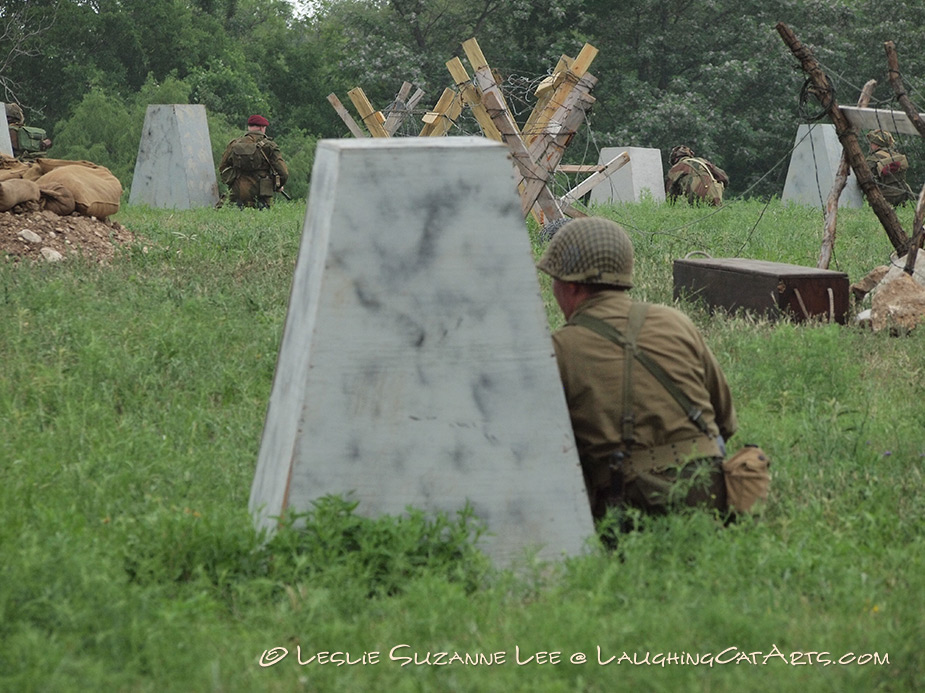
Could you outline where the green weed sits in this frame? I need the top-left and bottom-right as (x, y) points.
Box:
(1, 199), (922, 691)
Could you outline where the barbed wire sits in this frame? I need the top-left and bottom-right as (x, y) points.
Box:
(371, 57), (920, 264)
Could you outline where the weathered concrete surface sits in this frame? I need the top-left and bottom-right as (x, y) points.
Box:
(249, 137), (595, 565)
(129, 104), (219, 209)
(589, 146), (665, 204)
(782, 124), (864, 209)
(0, 104), (12, 157)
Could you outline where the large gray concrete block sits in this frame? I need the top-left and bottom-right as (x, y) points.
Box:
(589, 146), (665, 204)
(129, 104), (219, 209)
(782, 124), (864, 208)
(250, 137), (594, 565)
(0, 104), (12, 157)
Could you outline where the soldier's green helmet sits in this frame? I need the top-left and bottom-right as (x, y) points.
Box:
(669, 145), (694, 165)
(867, 129), (894, 148)
(536, 217), (634, 288)
(5, 102), (23, 126)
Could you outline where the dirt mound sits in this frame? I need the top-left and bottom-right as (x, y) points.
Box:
(1, 209), (138, 264)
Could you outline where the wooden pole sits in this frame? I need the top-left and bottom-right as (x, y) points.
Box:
(904, 184), (925, 276)
(777, 22), (909, 255)
(884, 41), (925, 139)
(327, 93), (367, 138)
(819, 79), (876, 269)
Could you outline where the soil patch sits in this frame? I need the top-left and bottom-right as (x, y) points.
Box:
(1, 209), (138, 265)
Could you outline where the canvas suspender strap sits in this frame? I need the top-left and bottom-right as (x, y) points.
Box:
(618, 302), (646, 443)
(568, 306), (711, 437)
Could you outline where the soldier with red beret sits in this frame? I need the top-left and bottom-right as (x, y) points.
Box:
(219, 114), (289, 209)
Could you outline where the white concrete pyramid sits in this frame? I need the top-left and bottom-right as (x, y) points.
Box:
(782, 123), (863, 208)
(249, 137), (594, 564)
(129, 104), (219, 209)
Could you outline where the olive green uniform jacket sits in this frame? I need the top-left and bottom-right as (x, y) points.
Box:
(219, 132), (289, 208)
(552, 291), (738, 517)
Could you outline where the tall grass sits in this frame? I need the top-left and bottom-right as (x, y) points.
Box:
(1, 198), (922, 692)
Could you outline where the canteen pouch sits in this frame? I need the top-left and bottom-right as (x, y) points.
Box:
(723, 445), (771, 513)
(258, 176), (275, 196)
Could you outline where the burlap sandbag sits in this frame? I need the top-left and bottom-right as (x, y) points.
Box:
(35, 164), (122, 218)
(21, 157), (101, 182)
(39, 181), (76, 216)
(0, 178), (41, 212)
(0, 154), (30, 182)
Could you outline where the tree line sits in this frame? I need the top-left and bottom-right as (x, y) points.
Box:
(3, 0), (925, 201)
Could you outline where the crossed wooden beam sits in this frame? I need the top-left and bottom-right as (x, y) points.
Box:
(327, 38), (630, 224)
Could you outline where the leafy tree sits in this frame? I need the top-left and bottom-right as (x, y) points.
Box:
(50, 87), (137, 183)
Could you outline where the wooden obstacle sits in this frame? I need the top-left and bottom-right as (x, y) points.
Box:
(327, 37), (625, 224)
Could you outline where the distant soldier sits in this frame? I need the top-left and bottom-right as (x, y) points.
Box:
(6, 102), (52, 161)
(665, 145), (729, 206)
(865, 129), (915, 207)
(219, 114), (289, 209)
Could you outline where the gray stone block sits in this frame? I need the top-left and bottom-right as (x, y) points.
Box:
(249, 137), (594, 565)
(0, 104), (13, 157)
(129, 104), (219, 209)
(589, 146), (665, 203)
(782, 124), (864, 208)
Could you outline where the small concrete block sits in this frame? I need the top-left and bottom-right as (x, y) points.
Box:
(589, 146), (666, 203)
(782, 124), (864, 208)
(129, 104), (219, 209)
(0, 104), (13, 157)
(250, 137), (594, 565)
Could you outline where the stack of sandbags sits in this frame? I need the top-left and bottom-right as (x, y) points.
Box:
(30, 159), (122, 219)
(0, 156), (122, 218)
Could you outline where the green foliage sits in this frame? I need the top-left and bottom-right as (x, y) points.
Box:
(1, 200), (923, 691)
(273, 127), (318, 200)
(266, 496), (491, 600)
(50, 87), (138, 183)
(9, 0), (925, 202)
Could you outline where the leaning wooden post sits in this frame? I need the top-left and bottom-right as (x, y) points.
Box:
(904, 185), (925, 276)
(777, 22), (909, 255)
(884, 41), (925, 139)
(819, 79), (876, 269)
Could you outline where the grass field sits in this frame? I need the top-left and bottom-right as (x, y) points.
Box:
(1, 197), (923, 692)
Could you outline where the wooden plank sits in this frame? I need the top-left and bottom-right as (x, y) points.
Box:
(383, 81), (413, 135)
(526, 43), (598, 146)
(327, 93), (367, 138)
(840, 106), (925, 136)
(407, 88), (426, 111)
(347, 87), (390, 138)
(523, 57), (572, 138)
(529, 80), (597, 173)
(557, 165), (605, 174)
(462, 37), (511, 114)
(483, 91), (584, 222)
(420, 87), (462, 136)
(560, 152), (630, 206)
(446, 56), (503, 141)
(483, 90), (562, 220)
